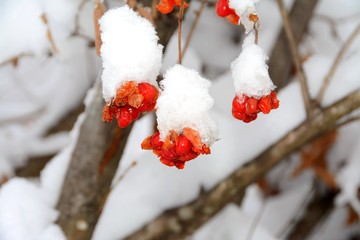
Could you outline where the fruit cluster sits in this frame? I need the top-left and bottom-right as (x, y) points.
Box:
(156, 0), (188, 14)
(141, 128), (211, 169)
(102, 81), (159, 128)
(215, 0), (240, 25)
(232, 91), (280, 123)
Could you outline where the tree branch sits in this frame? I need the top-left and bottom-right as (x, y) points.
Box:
(316, 23), (360, 104)
(56, 4), (181, 239)
(276, 0), (313, 118)
(126, 88), (360, 240)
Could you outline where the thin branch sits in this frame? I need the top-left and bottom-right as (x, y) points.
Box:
(335, 115), (360, 129)
(178, 0), (186, 64)
(126, 89), (360, 240)
(245, 201), (266, 240)
(94, 0), (106, 56)
(316, 23), (360, 104)
(111, 160), (137, 189)
(181, 0), (208, 58)
(276, 0), (313, 118)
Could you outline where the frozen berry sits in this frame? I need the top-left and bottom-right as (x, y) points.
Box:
(176, 134), (192, 155)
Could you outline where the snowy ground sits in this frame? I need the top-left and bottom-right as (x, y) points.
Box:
(0, 0), (359, 239)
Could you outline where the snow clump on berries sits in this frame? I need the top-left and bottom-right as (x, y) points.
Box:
(156, 65), (218, 146)
(99, 6), (163, 102)
(229, 0), (259, 33)
(231, 33), (275, 99)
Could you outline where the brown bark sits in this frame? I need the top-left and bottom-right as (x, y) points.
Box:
(126, 89), (360, 240)
(56, 6), (181, 240)
(56, 84), (134, 240)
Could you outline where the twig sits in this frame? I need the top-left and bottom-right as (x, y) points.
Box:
(111, 160), (137, 189)
(245, 201), (266, 240)
(178, 0), (186, 64)
(181, 0), (208, 58)
(335, 115), (360, 129)
(316, 23), (360, 104)
(285, 185), (338, 240)
(94, 0), (106, 56)
(276, 0), (312, 118)
(277, 184), (315, 238)
(126, 89), (360, 240)
(41, 14), (59, 54)
(73, 0), (89, 36)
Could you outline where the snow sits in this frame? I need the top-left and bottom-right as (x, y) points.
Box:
(0, 100), (87, 240)
(100, 6), (163, 102)
(156, 64), (218, 145)
(336, 135), (360, 215)
(0, 0), (49, 63)
(231, 33), (276, 99)
(229, 0), (259, 33)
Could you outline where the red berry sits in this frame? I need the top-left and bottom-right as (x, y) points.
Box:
(232, 95), (246, 112)
(226, 12), (240, 25)
(176, 135), (192, 155)
(245, 98), (258, 115)
(116, 106), (139, 128)
(156, 0), (175, 14)
(138, 83), (158, 112)
(216, 0), (232, 17)
(243, 114), (257, 123)
(151, 132), (163, 150)
(232, 109), (246, 121)
(174, 161), (185, 169)
(161, 147), (177, 160)
(258, 96), (272, 114)
(270, 91), (280, 109)
(159, 157), (174, 167)
(141, 136), (153, 150)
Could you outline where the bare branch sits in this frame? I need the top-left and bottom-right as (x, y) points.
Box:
(316, 23), (360, 104)
(126, 89), (360, 240)
(276, 0), (313, 118)
(182, 0), (208, 58)
(178, 0), (186, 64)
(94, 0), (106, 56)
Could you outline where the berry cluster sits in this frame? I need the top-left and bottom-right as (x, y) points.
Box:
(232, 91), (279, 123)
(215, 0), (240, 25)
(141, 128), (211, 169)
(102, 81), (159, 128)
(156, 0), (188, 14)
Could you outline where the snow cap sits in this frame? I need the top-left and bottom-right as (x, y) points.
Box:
(231, 33), (275, 99)
(100, 6), (163, 102)
(156, 65), (218, 146)
(229, 0), (259, 33)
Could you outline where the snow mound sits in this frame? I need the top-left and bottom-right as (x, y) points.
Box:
(156, 65), (218, 145)
(100, 6), (163, 102)
(231, 33), (275, 98)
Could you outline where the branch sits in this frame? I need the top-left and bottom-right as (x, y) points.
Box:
(181, 0), (208, 58)
(126, 88), (360, 240)
(56, 83), (134, 240)
(56, 4), (181, 239)
(285, 185), (338, 240)
(269, 0), (318, 89)
(316, 23), (360, 104)
(276, 0), (313, 118)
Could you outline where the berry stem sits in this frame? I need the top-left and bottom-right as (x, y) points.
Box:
(178, 0), (186, 64)
(254, 21), (259, 45)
